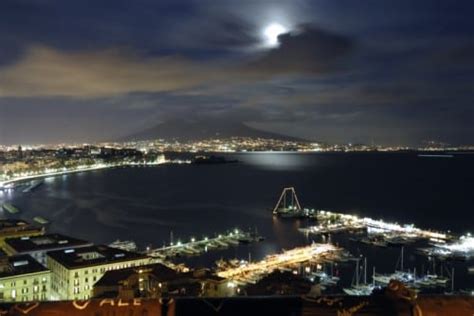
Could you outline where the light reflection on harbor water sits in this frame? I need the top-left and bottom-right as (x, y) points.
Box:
(1, 152), (474, 290)
(237, 152), (319, 171)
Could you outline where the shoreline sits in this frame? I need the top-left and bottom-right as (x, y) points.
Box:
(0, 161), (175, 189)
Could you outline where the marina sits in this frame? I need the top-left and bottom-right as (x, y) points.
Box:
(343, 257), (378, 296)
(271, 187), (467, 294)
(146, 229), (263, 259)
(216, 243), (346, 285)
(299, 209), (450, 243)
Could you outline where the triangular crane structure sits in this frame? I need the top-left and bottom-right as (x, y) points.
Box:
(273, 187), (302, 214)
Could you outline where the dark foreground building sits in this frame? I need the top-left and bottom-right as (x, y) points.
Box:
(1, 281), (474, 315)
(93, 264), (232, 299)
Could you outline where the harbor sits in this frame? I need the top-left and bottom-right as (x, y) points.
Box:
(1, 171), (474, 296)
(270, 187), (471, 294)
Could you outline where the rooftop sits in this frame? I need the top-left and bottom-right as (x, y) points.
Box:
(0, 254), (48, 278)
(5, 233), (93, 253)
(0, 219), (37, 232)
(95, 263), (178, 287)
(47, 245), (150, 269)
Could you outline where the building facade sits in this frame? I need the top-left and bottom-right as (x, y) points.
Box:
(47, 245), (156, 300)
(0, 255), (51, 303)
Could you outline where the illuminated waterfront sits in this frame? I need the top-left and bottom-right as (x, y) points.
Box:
(1, 152), (474, 291)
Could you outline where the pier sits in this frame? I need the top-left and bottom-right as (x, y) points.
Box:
(216, 243), (344, 284)
(146, 229), (262, 259)
(299, 210), (450, 243)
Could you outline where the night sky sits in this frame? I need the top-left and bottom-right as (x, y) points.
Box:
(0, 0), (473, 145)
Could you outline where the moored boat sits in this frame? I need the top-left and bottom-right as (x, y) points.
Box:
(2, 203), (20, 214)
(33, 216), (49, 225)
(22, 179), (44, 193)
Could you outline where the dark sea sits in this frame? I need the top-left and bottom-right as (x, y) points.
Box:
(1, 152), (474, 290)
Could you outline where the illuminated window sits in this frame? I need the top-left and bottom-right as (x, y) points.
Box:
(11, 289), (16, 299)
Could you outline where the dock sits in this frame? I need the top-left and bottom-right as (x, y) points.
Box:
(146, 229), (262, 259)
(299, 210), (450, 243)
(217, 243), (345, 284)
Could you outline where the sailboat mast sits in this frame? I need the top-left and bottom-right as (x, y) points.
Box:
(364, 257), (367, 285)
(372, 267), (376, 286)
(356, 258), (360, 287)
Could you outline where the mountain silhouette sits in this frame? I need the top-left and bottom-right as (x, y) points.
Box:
(122, 119), (303, 142)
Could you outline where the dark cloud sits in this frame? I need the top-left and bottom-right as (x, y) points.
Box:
(0, 46), (219, 97)
(0, 25), (356, 98)
(186, 15), (260, 49)
(248, 25), (355, 75)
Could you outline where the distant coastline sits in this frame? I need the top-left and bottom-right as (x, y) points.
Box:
(0, 160), (186, 189)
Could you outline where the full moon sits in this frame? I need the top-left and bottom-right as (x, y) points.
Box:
(263, 23), (287, 46)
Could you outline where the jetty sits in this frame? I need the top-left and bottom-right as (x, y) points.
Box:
(146, 229), (263, 259)
(299, 209), (450, 243)
(217, 243), (345, 284)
